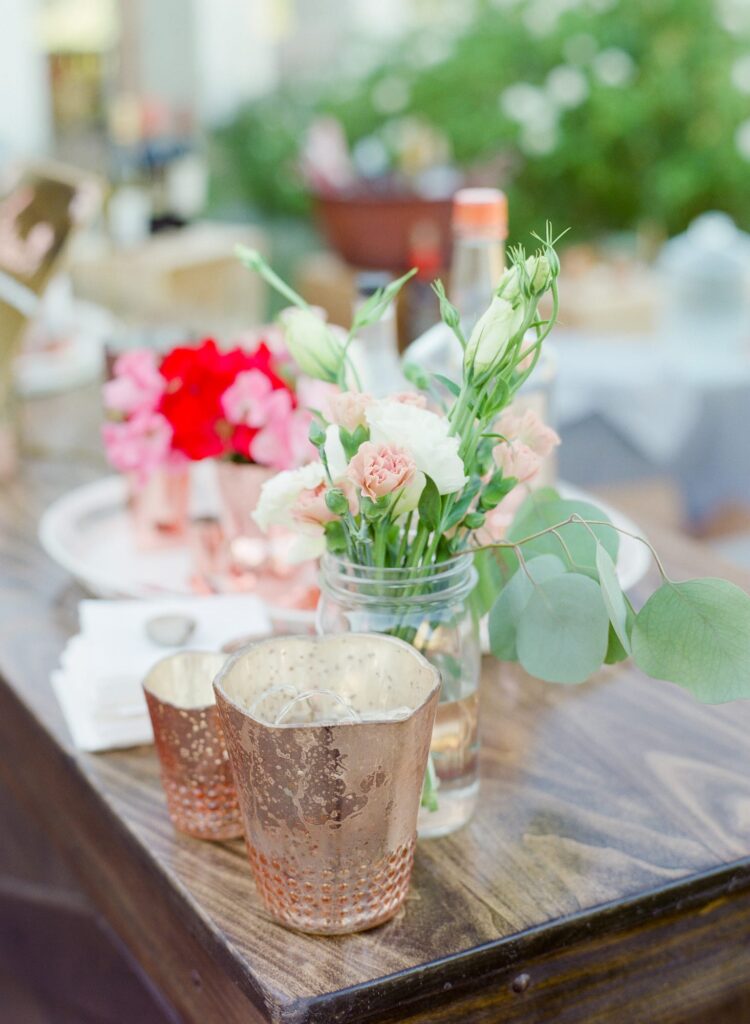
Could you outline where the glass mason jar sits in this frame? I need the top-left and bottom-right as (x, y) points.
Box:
(317, 553), (481, 838)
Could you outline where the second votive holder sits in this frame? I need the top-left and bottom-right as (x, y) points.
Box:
(143, 651), (243, 841)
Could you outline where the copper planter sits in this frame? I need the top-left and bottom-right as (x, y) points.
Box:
(214, 634), (440, 934)
(143, 651), (243, 841)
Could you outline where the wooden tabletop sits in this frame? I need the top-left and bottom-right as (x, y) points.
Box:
(2, 390), (750, 1024)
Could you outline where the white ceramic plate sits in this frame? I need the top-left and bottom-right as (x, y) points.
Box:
(38, 475), (316, 632)
(39, 476), (651, 624)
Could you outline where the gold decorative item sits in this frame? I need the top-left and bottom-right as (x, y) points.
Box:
(215, 461), (274, 570)
(214, 633), (440, 935)
(143, 651), (243, 841)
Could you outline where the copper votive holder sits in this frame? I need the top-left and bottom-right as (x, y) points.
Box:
(213, 634), (440, 935)
(143, 652), (243, 841)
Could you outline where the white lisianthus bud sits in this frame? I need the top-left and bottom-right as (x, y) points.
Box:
(464, 296), (525, 374)
(496, 254), (552, 303)
(279, 308), (345, 383)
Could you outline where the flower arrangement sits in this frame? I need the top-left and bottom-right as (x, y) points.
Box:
(102, 338), (315, 483)
(239, 232), (750, 707)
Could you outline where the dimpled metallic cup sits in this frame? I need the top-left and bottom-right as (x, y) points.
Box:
(143, 651), (243, 841)
(213, 634), (440, 934)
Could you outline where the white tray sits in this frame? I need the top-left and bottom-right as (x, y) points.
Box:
(39, 475), (650, 620)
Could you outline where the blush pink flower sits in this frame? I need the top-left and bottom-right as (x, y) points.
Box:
(102, 411), (173, 484)
(347, 442), (417, 501)
(498, 408), (560, 459)
(390, 391), (428, 409)
(493, 408), (560, 484)
(103, 349), (165, 416)
(291, 479), (357, 527)
(493, 441), (542, 483)
(330, 391), (374, 432)
(296, 377), (340, 421)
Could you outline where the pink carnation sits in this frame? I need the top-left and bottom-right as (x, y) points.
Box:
(347, 441), (416, 500)
(498, 408), (560, 459)
(493, 408), (560, 484)
(222, 369), (293, 427)
(102, 411), (173, 485)
(104, 349), (166, 416)
(493, 442), (542, 483)
(330, 391), (374, 432)
(291, 479), (357, 527)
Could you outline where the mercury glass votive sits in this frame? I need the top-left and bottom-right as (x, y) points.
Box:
(213, 634), (440, 935)
(143, 651), (243, 841)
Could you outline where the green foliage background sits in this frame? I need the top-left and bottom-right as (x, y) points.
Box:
(211, 0), (750, 240)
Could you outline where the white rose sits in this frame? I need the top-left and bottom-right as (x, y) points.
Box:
(365, 400), (466, 495)
(252, 461), (327, 532)
(279, 308), (345, 382)
(464, 296), (525, 374)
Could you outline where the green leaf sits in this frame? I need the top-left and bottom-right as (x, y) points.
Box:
(323, 520), (347, 554)
(308, 419), (327, 447)
(516, 573), (610, 683)
(479, 472), (518, 512)
(595, 543), (631, 653)
(488, 555), (567, 660)
(431, 372), (461, 397)
(632, 579), (750, 703)
(418, 475), (441, 532)
(351, 269), (416, 331)
(444, 477), (482, 529)
(605, 623), (629, 665)
(509, 489), (619, 575)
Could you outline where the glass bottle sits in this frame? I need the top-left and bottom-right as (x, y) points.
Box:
(348, 270), (408, 396)
(402, 187), (508, 381)
(316, 553), (481, 838)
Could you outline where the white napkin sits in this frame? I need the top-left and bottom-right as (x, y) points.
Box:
(52, 595), (272, 752)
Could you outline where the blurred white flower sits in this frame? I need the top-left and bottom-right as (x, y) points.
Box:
(735, 120), (750, 161)
(718, 0), (750, 35)
(352, 135), (390, 178)
(519, 107), (559, 156)
(372, 76), (410, 115)
(412, 35), (454, 68)
(593, 48), (636, 87)
(563, 33), (599, 65)
(500, 83), (550, 124)
(546, 65), (589, 109)
(731, 55), (750, 94)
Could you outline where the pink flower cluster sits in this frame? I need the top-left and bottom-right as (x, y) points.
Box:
(221, 369), (312, 471)
(102, 351), (176, 486)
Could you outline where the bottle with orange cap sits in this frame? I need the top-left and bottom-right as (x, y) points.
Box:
(402, 187), (508, 381)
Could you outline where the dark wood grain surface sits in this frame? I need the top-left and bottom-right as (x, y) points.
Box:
(2, 390), (750, 1023)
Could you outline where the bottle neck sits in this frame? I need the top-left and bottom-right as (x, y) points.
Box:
(449, 235), (505, 336)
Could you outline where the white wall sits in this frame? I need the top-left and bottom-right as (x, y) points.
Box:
(0, 0), (51, 159)
(191, 0), (280, 126)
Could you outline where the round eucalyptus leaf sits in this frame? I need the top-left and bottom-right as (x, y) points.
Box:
(595, 543), (631, 653)
(509, 489), (619, 574)
(517, 573), (610, 684)
(632, 578), (750, 703)
(488, 555), (566, 661)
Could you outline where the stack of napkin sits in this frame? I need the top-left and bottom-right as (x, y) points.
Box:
(52, 595), (271, 752)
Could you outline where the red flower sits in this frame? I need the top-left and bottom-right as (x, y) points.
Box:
(158, 339), (293, 461)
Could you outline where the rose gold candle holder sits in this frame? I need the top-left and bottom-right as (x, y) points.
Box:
(214, 634), (440, 934)
(128, 466), (190, 551)
(143, 651), (243, 841)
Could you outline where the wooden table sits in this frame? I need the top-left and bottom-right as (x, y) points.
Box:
(2, 391), (750, 1023)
